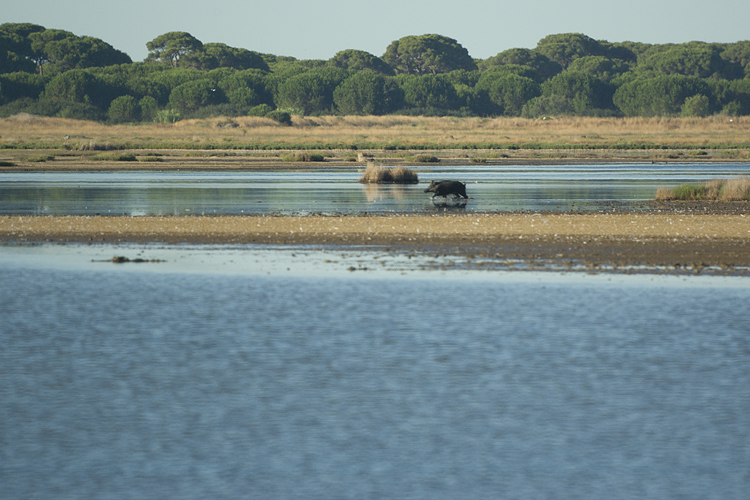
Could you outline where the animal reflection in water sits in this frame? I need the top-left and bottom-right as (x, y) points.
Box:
(424, 180), (469, 207)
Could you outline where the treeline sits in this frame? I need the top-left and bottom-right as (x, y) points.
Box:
(1, 24), (750, 123)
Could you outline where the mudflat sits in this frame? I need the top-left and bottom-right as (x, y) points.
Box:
(3, 207), (750, 273)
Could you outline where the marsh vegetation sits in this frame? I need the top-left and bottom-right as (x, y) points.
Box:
(656, 176), (750, 201)
(2, 115), (749, 162)
(358, 164), (419, 184)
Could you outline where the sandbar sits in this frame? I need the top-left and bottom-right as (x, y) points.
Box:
(2, 208), (750, 274)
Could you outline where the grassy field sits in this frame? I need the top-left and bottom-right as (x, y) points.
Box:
(1, 114), (750, 168)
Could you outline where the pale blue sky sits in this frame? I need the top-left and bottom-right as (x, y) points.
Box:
(5, 0), (749, 62)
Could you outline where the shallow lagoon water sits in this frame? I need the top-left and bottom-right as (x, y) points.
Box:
(2, 244), (750, 499)
(3, 163), (750, 498)
(2, 162), (749, 215)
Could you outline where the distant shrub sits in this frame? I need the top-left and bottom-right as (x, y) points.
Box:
(139, 96), (158, 122)
(672, 183), (706, 200)
(0, 160), (15, 166)
(91, 152), (137, 161)
(154, 109), (181, 123)
(25, 154), (55, 162)
(280, 152), (325, 162)
(57, 101), (105, 121)
(76, 141), (119, 151)
(359, 164), (419, 184)
(405, 154), (439, 163)
(248, 104), (274, 116)
(267, 110), (292, 125)
(721, 101), (742, 117)
(108, 95), (141, 123)
(681, 94), (710, 117)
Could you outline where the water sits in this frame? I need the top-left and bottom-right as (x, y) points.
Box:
(3, 163), (750, 498)
(2, 163), (749, 215)
(2, 245), (750, 499)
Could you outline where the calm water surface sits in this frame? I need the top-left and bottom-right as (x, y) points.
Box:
(3, 163), (750, 498)
(2, 163), (749, 215)
(2, 244), (750, 499)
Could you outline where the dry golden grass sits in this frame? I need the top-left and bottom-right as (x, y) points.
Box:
(655, 187), (677, 201)
(721, 177), (750, 201)
(656, 177), (750, 201)
(2, 114), (749, 152)
(705, 179), (725, 199)
(359, 163), (419, 184)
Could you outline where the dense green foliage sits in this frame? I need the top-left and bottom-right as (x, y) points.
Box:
(0, 23), (131, 77)
(328, 49), (394, 75)
(1, 24), (750, 122)
(382, 34), (478, 75)
(333, 71), (402, 115)
(475, 70), (541, 115)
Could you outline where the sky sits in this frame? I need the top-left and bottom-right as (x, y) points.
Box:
(4, 0), (750, 63)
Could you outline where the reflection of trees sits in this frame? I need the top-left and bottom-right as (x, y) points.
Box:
(361, 184), (411, 202)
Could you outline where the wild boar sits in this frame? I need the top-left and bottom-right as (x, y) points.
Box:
(424, 180), (468, 199)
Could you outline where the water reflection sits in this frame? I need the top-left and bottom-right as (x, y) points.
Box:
(361, 183), (412, 202)
(1, 163), (748, 215)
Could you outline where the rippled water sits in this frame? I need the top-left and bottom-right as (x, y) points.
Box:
(2, 245), (750, 499)
(2, 163), (749, 215)
(3, 163), (750, 498)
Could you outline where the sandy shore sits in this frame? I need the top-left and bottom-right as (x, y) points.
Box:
(2, 210), (750, 273)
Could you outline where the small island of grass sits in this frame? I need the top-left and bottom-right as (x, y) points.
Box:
(358, 164), (419, 184)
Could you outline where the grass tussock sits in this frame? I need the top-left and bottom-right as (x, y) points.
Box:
(359, 164), (419, 184)
(721, 177), (750, 200)
(90, 152), (137, 161)
(279, 152), (326, 162)
(655, 187), (677, 201)
(405, 154), (440, 163)
(656, 177), (750, 201)
(25, 154), (55, 162)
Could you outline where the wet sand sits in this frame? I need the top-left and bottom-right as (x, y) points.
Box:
(2, 208), (750, 274)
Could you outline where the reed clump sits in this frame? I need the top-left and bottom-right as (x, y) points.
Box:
(721, 176), (750, 200)
(279, 152), (326, 162)
(359, 163), (419, 184)
(25, 154), (55, 162)
(90, 152), (137, 161)
(656, 177), (750, 201)
(405, 154), (440, 163)
(137, 156), (163, 162)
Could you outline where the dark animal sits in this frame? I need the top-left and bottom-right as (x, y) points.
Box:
(424, 180), (468, 199)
